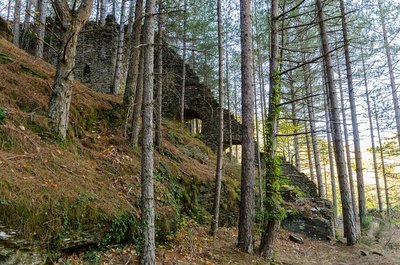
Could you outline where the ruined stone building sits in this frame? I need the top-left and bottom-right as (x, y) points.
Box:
(41, 18), (242, 150)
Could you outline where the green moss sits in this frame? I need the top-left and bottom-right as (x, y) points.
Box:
(0, 53), (13, 64)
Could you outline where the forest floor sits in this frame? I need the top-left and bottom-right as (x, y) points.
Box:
(58, 222), (400, 265)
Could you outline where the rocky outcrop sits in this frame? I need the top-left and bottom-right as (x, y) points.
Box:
(281, 163), (335, 240)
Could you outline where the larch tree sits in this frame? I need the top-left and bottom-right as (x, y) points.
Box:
(140, 0), (156, 262)
(237, 0), (255, 254)
(316, 0), (357, 245)
(47, 0), (93, 139)
(210, 0), (224, 237)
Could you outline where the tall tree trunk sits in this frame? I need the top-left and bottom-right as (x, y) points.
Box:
(238, 0), (255, 254)
(324, 84), (338, 226)
(123, 0), (143, 107)
(304, 67), (325, 197)
(12, 0), (21, 46)
(130, 46), (144, 147)
(305, 121), (315, 182)
(112, 0), (116, 19)
(362, 50), (383, 213)
(34, 0), (46, 58)
(340, 0), (366, 228)
(291, 85), (300, 171)
(112, 0), (127, 94)
(48, 0), (93, 139)
(127, 0), (135, 35)
(7, 0), (12, 20)
(210, 0), (224, 236)
(226, 39), (233, 161)
(21, 0), (33, 48)
(316, 0), (357, 245)
(180, 0), (187, 130)
(374, 101), (390, 219)
(336, 53), (358, 220)
(378, 0), (400, 148)
(154, 0), (163, 151)
(259, 0), (281, 259)
(99, 0), (106, 25)
(140, 0), (156, 262)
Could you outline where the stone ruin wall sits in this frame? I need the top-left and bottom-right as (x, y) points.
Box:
(40, 18), (242, 150)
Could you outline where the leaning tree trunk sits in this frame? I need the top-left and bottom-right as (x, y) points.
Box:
(210, 0), (224, 236)
(12, 0), (21, 46)
(111, 0), (127, 94)
(339, 0), (367, 228)
(238, 0), (255, 254)
(34, 0), (46, 58)
(140, 0), (156, 262)
(316, 0), (357, 245)
(48, 0), (93, 139)
(378, 0), (400, 148)
(259, 0), (282, 260)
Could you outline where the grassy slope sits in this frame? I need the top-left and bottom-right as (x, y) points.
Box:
(0, 38), (240, 247)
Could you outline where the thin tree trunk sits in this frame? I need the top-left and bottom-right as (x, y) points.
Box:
(95, 0), (100, 23)
(100, 0), (106, 25)
(7, 0), (12, 20)
(112, 0), (127, 95)
(112, 0), (116, 19)
(210, 0), (224, 236)
(238, 0), (255, 254)
(48, 0), (93, 139)
(180, 0), (187, 130)
(259, 0), (281, 259)
(130, 47), (144, 147)
(127, 0), (135, 35)
(362, 49), (383, 213)
(154, 0), (163, 151)
(378, 0), (400, 148)
(324, 84), (338, 226)
(140, 0), (156, 262)
(21, 0), (33, 48)
(123, 0), (143, 107)
(316, 0), (357, 245)
(340, 0), (366, 228)
(291, 85), (300, 171)
(305, 121), (315, 182)
(12, 0), (21, 46)
(304, 67), (325, 197)
(226, 37), (233, 162)
(336, 53), (358, 220)
(34, 0), (46, 58)
(374, 101), (390, 219)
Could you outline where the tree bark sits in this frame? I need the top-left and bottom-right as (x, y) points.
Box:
(48, 0), (93, 139)
(180, 0), (187, 130)
(260, 0), (281, 259)
(34, 0), (46, 58)
(140, 0), (156, 262)
(100, 0), (106, 26)
(154, 0), (163, 151)
(238, 0), (255, 254)
(12, 0), (21, 46)
(210, 0), (224, 236)
(123, 0), (143, 107)
(316, 0), (357, 245)
(21, 0), (33, 48)
(130, 45), (144, 147)
(112, 0), (127, 94)
(339, 0), (366, 227)
(291, 85), (301, 171)
(336, 53), (358, 221)
(304, 121), (315, 182)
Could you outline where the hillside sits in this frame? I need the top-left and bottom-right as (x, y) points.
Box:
(0, 38), (241, 263)
(1, 38), (400, 265)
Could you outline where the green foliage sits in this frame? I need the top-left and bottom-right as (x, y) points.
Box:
(20, 64), (47, 79)
(84, 250), (103, 264)
(0, 107), (6, 125)
(100, 214), (140, 248)
(0, 53), (13, 64)
(167, 131), (185, 145)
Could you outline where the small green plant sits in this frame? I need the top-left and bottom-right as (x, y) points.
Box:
(84, 249), (102, 264)
(0, 107), (6, 125)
